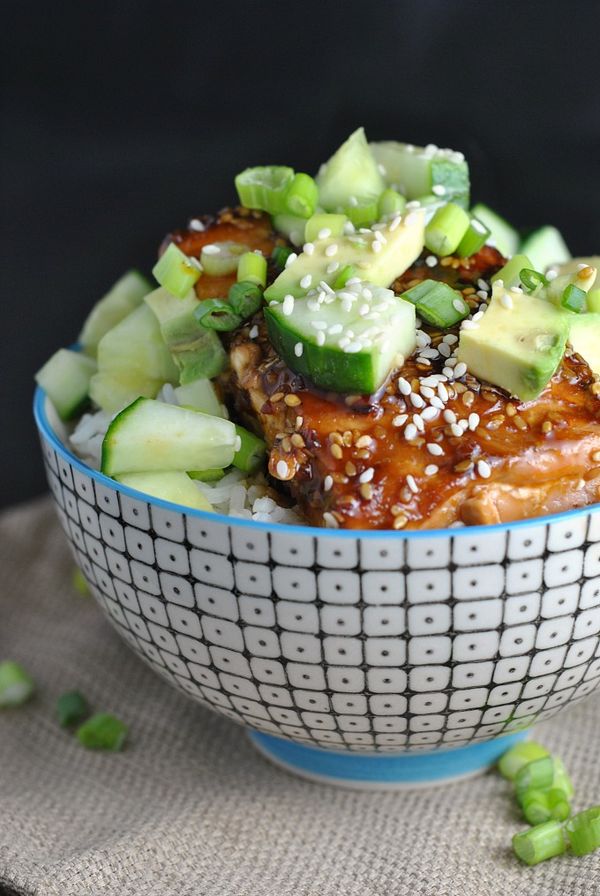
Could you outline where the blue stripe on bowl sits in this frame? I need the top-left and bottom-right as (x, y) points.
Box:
(249, 729), (530, 785)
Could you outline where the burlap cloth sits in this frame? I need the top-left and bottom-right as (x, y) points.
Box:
(1, 497), (599, 896)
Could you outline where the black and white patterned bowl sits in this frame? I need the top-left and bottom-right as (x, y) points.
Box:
(34, 388), (600, 788)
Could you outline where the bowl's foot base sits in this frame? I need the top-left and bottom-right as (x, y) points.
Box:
(248, 729), (530, 790)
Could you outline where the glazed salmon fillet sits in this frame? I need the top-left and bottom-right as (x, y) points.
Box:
(167, 210), (600, 530)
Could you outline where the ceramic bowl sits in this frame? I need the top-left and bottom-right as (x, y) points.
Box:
(34, 388), (600, 788)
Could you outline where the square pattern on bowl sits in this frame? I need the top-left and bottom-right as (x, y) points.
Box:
(40, 434), (600, 753)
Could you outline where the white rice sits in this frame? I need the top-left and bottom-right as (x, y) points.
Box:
(67, 392), (304, 525)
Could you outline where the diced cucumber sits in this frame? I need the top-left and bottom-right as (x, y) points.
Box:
(470, 203), (519, 258)
(371, 142), (470, 206)
(79, 270), (151, 355)
(115, 471), (213, 511)
(174, 379), (225, 417)
(546, 265), (597, 306)
(588, 289), (600, 313)
(265, 283), (416, 394)
(144, 288), (227, 385)
(316, 128), (386, 212)
(264, 211), (425, 302)
(491, 254), (533, 289)
(272, 214), (307, 246)
(89, 304), (179, 413)
(35, 349), (97, 421)
(569, 313), (600, 375)
(520, 226), (571, 272)
(101, 398), (238, 476)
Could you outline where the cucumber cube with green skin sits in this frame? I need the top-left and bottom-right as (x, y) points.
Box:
(35, 349), (97, 421)
(457, 283), (570, 401)
(316, 127), (386, 212)
(144, 287), (227, 385)
(490, 254), (533, 289)
(521, 226), (571, 272)
(115, 471), (213, 511)
(101, 398), (238, 477)
(568, 313), (600, 375)
(470, 204), (519, 258)
(264, 210), (425, 302)
(79, 270), (151, 355)
(90, 304), (179, 413)
(174, 378), (225, 418)
(371, 141), (470, 206)
(265, 283), (416, 395)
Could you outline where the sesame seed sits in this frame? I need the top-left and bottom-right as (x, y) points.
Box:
(318, 228), (331, 239)
(406, 474), (419, 493)
(476, 290), (488, 300)
(438, 383), (449, 402)
(372, 240), (383, 253)
(328, 323), (343, 335)
(282, 294), (295, 316)
(300, 274), (312, 289)
(393, 513), (408, 529)
(444, 409), (457, 423)
(427, 443), (444, 456)
(453, 362), (468, 378)
(413, 414), (425, 432)
(500, 293), (513, 309)
(323, 512), (339, 528)
(323, 475), (333, 492)
(468, 412), (480, 431)
(316, 331), (326, 346)
(392, 414), (408, 427)
(542, 420), (553, 434)
(450, 423), (463, 437)
(438, 342), (451, 358)
(404, 423), (418, 440)
(389, 216), (402, 231)
(477, 459), (491, 479)
(360, 482), (374, 500)
(410, 393), (425, 408)
(284, 394), (301, 407)
(189, 218), (205, 231)
(344, 341), (363, 353)
(276, 460), (288, 478)
(546, 269), (558, 281)
(404, 212), (420, 226)
(398, 377), (412, 396)
(355, 435), (373, 449)
(249, 325), (259, 339)
(326, 261), (339, 274)
(330, 443), (343, 460)
(432, 184), (446, 196)
(430, 397), (445, 410)
(311, 320), (328, 330)
(443, 333), (458, 345)
(477, 279), (489, 292)
(202, 244), (220, 255)
(303, 242), (315, 255)
(345, 461), (357, 477)
(443, 367), (455, 378)
(421, 407), (438, 421)
(325, 244), (338, 257)
(294, 342), (303, 357)
(425, 464), (439, 476)
(453, 298), (467, 314)
(285, 252), (298, 268)
(460, 320), (479, 330)
(425, 255), (437, 267)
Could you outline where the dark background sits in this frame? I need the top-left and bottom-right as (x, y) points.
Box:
(2, 1), (599, 508)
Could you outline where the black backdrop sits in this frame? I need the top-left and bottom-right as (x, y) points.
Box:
(2, 0), (600, 507)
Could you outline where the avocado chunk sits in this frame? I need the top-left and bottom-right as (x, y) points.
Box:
(457, 283), (570, 401)
(521, 226), (571, 272)
(568, 313), (600, 375)
(264, 210), (425, 302)
(316, 127), (386, 212)
(144, 287), (227, 384)
(264, 282), (416, 394)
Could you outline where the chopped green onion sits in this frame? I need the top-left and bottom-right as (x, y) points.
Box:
(271, 245), (295, 270)
(228, 281), (264, 318)
(152, 243), (202, 299)
(490, 254), (532, 289)
(515, 757), (573, 799)
(0, 660), (35, 707)
(284, 172), (319, 218)
(565, 807), (600, 856)
(304, 213), (348, 244)
(498, 741), (550, 780)
(72, 567), (90, 596)
(235, 166), (295, 215)
(344, 199), (379, 228)
(187, 468), (226, 482)
(456, 216), (491, 257)
(401, 279), (470, 328)
(333, 265), (357, 289)
(57, 691), (90, 727)
(378, 188), (406, 219)
(194, 299), (243, 332)
(512, 821), (567, 866)
(233, 425), (266, 473)
(424, 202), (470, 256)
(236, 252), (267, 288)
(561, 283), (587, 313)
(520, 788), (571, 825)
(519, 268), (548, 294)
(200, 241), (247, 277)
(76, 712), (128, 751)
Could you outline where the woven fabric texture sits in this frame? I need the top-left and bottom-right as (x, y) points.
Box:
(1, 497), (599, 896)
